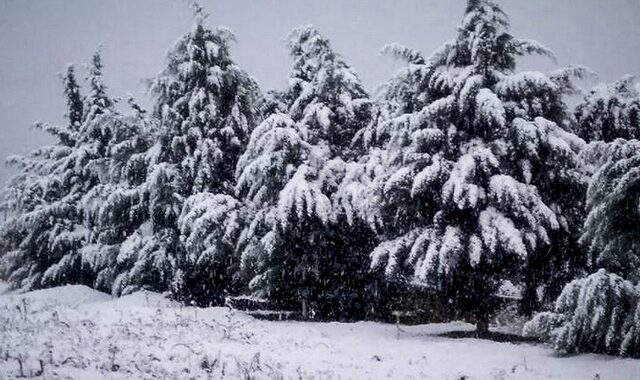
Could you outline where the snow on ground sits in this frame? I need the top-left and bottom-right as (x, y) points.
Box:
(0, 284), (638, 379)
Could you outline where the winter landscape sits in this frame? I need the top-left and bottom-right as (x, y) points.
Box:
(1, 0), (640, 379)
(1, 283), (639, 379)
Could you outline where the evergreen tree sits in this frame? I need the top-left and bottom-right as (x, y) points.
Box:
(0, 53), (118, 290)
(527, 135), (640, 358)
(367, 0), (586, 331)
(84, 51), (113, 124)
(174, 192), (246, 305)
(236, 26), (377, 319)
(113, 14), (262, 299)
(61, 65), (84, 146)
(580, 139), (640, 281)
(110, 162), (181, 295)
(81, 99), (155, 292)
(283, 26), (371, 157)
(150, 15), (262, 195)
(575, 75), (640, 143)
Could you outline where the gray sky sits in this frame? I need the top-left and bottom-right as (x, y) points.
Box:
(1, 0), (639, 186)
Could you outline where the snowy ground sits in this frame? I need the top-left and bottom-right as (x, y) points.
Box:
(0, 284), (638, 379)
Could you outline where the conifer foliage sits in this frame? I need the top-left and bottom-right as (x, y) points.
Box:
(113, 13), (262, 299)
(575, 76), (640, 143)
(524, 269), (640, 357)
(2, 1), (640, 357)
(236, 26), (378, 319)
(366, 0), (586, 331)
(150, 16), (261, 195)
(0, 53), (119, 290)
(581, 141), (640, 281)
(524, 79), (640, 358)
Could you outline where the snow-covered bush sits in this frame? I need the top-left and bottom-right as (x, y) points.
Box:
(524, 269), (640, 357)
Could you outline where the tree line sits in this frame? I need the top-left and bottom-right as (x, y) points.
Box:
(2, 0), (640, 357)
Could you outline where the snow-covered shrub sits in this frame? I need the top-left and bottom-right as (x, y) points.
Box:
(524, 269), (640, 357)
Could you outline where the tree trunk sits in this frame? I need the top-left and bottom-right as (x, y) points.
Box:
(519, 281), (539, 317)
(301, 298), (308, 320)
(476, 315), (489, 335)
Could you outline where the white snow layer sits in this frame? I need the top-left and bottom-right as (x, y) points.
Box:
(0, 283), (638, 379)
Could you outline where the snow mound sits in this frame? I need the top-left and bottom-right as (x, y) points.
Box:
(0, 284), (111, 311)
(108, 290), (178, 309)
(0, 281), (9, 295)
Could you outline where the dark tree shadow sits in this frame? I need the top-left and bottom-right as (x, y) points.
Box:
(438, 330), (541, 344)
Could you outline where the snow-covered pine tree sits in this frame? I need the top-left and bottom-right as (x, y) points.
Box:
(284, 26), (371, 158)
(174, 192), (246, 305)
(0, 52), (120, 290)
(580, 140), (640, 282)
(575, 75), (640, 143)
(110, 162), (182, 296)
(61, 65), (84, 146)
(84, 51), (113, 125)
(525, 123), (640, 356)
(235, 112), (310, 307)
(502, 68), (592, 312)
(368, 0), (587, 332)
(112, 13), (262, 300)
(150, 14), (262, 195)
(80, 99), (156, 292)
(524, 269), (640, 357)
(236, 26), (377, 319)
(285, 27), (381, 319)
(0, 65), (85, 290)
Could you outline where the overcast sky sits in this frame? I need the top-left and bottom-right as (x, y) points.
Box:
(0, 0), (639, 186)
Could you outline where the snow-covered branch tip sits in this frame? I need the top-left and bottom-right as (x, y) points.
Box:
(381, 43), (425, 65)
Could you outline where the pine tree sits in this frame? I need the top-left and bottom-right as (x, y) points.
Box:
(174, 192), (246, 305)
(575, 75), (640, 143)
(580, 139), (640, 281)
(527, 132), (640, 357)
(150, 15), (262, 195)
(367, 0), (587, 331)
(112, 14), (262, 299)
(81, 99), (155, 292)
(235, 113), (309, 305)
(0, 53), (119, 290)
(84, 51), (113, 124)
(61, 65), (84, 146)
(283, 26), (371, 157)
(110, 162), (181, 295)
(505, 115), (588, 314)
(236, 26), (377, 319)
